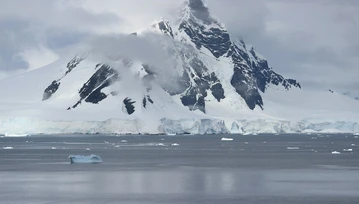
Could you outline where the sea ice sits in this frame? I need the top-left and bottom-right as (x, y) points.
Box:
(331, 151), (341, 155)
(221, 138), (233, 141)
(287, 147), (300, 150)
(3, 146), (13, 150)
(69, 154), (102, 164)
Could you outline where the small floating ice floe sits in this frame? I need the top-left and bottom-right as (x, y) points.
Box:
(353, 133), (359, 136)
(221, 138), (234, 141)
(171, 143), (180, 146)
(167, 133), (176, 136)
(120, 140), (127, 143)
(331, 151), (341, 155)
(351, 144), (356, 147)
(343, 149), (353, 152)
(244, 142), (249, 145)
(287, 147), (300, 150)
(69, 154), (102, 164)
(86, 148), (91, 151)
(114, 145), (120, 148)
(354, 136), (359, 139)
(3, 146), (13, 150)
(263, 141), (267, 144)
(5, 133), (29, 137)
(51, 147), (56, 150)
(157, 143), (165, 146)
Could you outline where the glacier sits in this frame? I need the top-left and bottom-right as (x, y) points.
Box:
(1, 117), (359, 135)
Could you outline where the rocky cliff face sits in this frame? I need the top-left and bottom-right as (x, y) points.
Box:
(42, 0), (300, 114)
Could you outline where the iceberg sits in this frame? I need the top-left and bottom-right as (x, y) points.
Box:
(287, 147), (300, 150)
(69, 154), (103, 164)
(221, 138), (233, 141)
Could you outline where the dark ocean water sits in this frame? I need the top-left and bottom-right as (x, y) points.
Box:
(0, 134), (359, 204)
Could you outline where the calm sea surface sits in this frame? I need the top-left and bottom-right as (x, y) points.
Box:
(0, 134), (359, 204)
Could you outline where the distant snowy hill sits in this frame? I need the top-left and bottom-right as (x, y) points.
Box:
(1, 0), (358, 135)
(343, 92), (359, 101)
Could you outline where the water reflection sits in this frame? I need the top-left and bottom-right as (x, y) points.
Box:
(2, 168), (359, 200)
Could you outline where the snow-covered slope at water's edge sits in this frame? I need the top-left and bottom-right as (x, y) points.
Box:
(0, 0), (358, 135)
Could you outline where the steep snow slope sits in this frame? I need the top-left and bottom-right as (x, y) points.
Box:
(0, 0), (358, 134)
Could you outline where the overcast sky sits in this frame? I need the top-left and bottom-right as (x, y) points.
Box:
(0, 0), (358, 95)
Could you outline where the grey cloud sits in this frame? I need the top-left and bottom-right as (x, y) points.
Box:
(207, 0), (359, 95)
(0, 0), (358, 97)
(0, 0), (123, 71)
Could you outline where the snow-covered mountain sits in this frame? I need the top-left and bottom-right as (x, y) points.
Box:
(1, 0), (358, 135)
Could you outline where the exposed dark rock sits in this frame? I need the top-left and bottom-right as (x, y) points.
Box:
(158, 21), (174, 38)
(123, 97), (136, 115)
(188, 0), (212, 24)
(65, 56), (84, 75)
(72, 64), (119, 109)
(42, 56), (84, 101)
(142, 96), (147, 108)
(142, 94), (154, 109)
(147, 95), (154, 104)
(43, 80), (60, 101)
(179, 19), (231, 58)
(231, 67), (263, 110)
(181, 87), (206, 113)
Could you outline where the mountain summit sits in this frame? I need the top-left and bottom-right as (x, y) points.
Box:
(40, 0), (300, 114)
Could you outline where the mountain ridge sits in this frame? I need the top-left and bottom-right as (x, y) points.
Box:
(41, 0), (300, 114)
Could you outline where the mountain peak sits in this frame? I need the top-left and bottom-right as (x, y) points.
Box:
(184, 0), (213, 24)
(188, 0), (207, 11)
